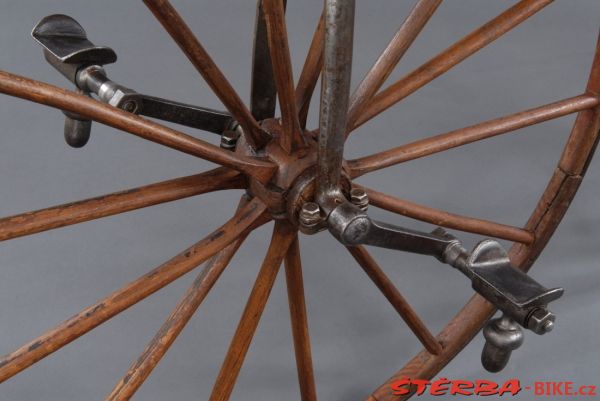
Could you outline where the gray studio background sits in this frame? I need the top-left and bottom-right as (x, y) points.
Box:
(0, 1), (599, 400)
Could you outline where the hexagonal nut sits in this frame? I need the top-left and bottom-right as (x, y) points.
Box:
(350, 188), (368, 210)
(299, 202), (322, 227)
(526, 308), (555, 335)
(108, 88), (141, 113)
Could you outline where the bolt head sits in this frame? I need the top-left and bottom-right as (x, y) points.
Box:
(527, 308), (555, 335)
(299, 202), (322, 227)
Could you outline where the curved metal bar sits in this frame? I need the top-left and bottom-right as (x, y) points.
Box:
(316, 0), (355, 211)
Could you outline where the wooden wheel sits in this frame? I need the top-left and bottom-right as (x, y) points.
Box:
(0, 1), (598, 400)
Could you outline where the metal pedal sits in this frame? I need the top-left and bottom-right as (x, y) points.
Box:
(32, 14), (116, 82)
(32, 14), (118, 147)
(444, 238), (563, 334)
(33, 14), (236, 148)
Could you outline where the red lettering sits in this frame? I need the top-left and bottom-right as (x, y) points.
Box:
(581, 385), (597, 396)
(588, 385), (597, 396)
(475, 380), (499, 396)
(450, 380), (474, 396)
(430, 378), (450, 396)
(534, 382), (545, 396)
(390, 378), (411, 396)
(564, 381), (574, 396)
(552, 382), (564, 395)
(497, 379), (521, 396)
(412, 379), (430, 396)
(394, 378), (596, 398)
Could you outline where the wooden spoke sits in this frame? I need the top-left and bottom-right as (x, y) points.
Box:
(105, 236), (247, 401)
(349, 94), (599, 178)
(284, 235), (317, 401)
(363, 186), (534, 244)
(250, 0), (287, 121)
(0, 197), (268, 383)
(296, 11), (325, 129)
(0, 71), (276, 184)
(347, 0), (442, 131)
(209, 221), (295, 401)
(0, 167), (243, 242)
(316, 0), (355, 208)
(346, 246), (442, 356)
(352, 0), (553, 130)
(143, 0), (271, 149)
(263, 0), (306, 153)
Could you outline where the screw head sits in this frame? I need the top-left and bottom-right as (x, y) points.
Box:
(350, 188), (368, 211)
(299, 202), (322, 227)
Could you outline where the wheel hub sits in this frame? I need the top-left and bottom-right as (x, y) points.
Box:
(236, 118), (349, 223)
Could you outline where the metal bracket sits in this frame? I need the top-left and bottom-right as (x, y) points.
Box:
(326, 201), (563, 335)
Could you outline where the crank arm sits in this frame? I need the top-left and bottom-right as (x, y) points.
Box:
(68, 61), (235, 136)
(327, 202), (563, 334)
(328, 201), (453, 258)
(138, 96), (233, 135)
(76, 66), (234, 134)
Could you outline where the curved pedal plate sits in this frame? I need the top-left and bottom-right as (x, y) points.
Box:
(468, 240), (563, 324)
(32, 14), (116, 65)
